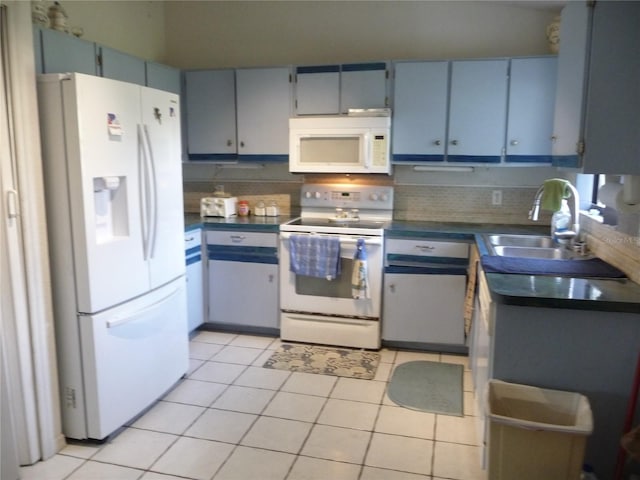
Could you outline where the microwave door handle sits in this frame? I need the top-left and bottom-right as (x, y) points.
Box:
(364, 132), (371, 169)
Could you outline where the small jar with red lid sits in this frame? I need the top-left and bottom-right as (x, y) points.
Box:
(237, 200), (250, 216)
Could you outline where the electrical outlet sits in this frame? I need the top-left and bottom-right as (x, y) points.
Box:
(492, 190), (503, 206)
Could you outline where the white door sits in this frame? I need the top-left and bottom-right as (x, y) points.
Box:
(66, 74), (148, 313)
(141, 86), (185, 289)
(78, 279), (188, 440)
(448, 59), (508, 161)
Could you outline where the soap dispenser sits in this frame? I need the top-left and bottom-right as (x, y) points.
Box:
(551, 199), (571, 243)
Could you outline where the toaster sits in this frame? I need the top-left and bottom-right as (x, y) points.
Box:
(200, 196), (238, 218)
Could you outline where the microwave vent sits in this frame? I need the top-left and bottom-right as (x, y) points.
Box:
(347, 108), (391, 117)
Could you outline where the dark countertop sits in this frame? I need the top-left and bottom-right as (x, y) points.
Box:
(185, 214), (640, 313)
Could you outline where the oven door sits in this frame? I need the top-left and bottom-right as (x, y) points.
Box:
(279, 232), (383, 318)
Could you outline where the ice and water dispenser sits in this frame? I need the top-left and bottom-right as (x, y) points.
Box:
(93, 176), (128, 243)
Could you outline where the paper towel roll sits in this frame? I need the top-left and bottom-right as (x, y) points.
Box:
(598, 182), (623, 207)
(616, 189), (640, 213)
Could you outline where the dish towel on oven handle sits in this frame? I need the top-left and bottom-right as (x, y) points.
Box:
(289, 234), (341, 280)
(351, 238), (369, 299)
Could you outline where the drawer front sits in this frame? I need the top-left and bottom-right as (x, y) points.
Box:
(386, 238), (469, 259)
(206, 230), (278, 248)
(184, 229), (202, 250)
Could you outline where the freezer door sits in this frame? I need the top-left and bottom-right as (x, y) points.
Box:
(77, 279), (188, 440)
(63, 74), (149, 312)
(140, 86), (186, 288)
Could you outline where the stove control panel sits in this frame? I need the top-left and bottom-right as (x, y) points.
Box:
(301, 183), (394, 211)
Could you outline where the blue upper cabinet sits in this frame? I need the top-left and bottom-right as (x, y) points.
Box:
(392, 61), (448, 162)
(39, 27), (97, 76)
(145, 61), (181, 95)
(99, 46), (146, 86)
(340, 63), (388, 113)
(294, 62), (388, 116)
(506, 57), (557, 164)
(448, 59), (508, 164)
(295, 65), (340, 115)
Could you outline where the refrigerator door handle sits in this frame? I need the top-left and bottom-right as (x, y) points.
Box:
(105, 287), (180, 329)
(137, 124), (150, 260)
(143, 124), (158, 260)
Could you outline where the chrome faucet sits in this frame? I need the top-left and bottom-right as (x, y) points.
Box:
(528, 182), (580, 243)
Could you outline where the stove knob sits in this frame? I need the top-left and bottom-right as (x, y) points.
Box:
(380, 193), (389, 201)
(314, 191), (321, 199)
(369, 193), (379, 201)
(304, 191), (312, 199)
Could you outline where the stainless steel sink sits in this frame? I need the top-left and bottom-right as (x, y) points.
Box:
(487, 234), (554, 248)
(491, 245), (576, 260)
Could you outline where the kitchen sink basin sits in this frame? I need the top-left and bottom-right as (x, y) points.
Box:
(491, 245), (577, 260)
(487, 234), (554, 248)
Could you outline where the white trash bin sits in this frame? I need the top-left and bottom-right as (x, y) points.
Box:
(487, 380), (593, 480)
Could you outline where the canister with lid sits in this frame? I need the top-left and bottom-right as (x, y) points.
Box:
(238, 200), (250, 216)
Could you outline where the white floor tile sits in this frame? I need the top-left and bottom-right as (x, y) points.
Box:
(281, 371), (337, 397)
(464, 391), (475, 416)
(364, 432), (433, 476)
(187, 358), (204, 376)
(229, 334), (277, 349)
(19, 454), (84, 480)
(436, 414), (480, 445)
(66, 460), (142, 479)
(394, 351), (439, 364)
(185, 408), (257, 443)
(432, 442), (486, 480)
(252, 348), (277, 367)
(379, 348), (397, 364)
(441, 353), (470, 370)
(212, 345), (263, 364)
(361, 466), (431, 480)
(162, 379), (227, 407)
(262, 391), (326, 422)
(317, 398), (379, 430)
(211, 384), (276, 414)
(213, 446), (295, 480)
(188, 361), (246, 384)
(132, 401), (205, 435)
(92, 428), (177, 470)
(374, 405), (435, 439)
(191, 331), (237, 345)
(151, 436), (233, 480)
(330, 377), (386, 403)
(189, 341), (224, 360)
(288, 456), (361, 480)
(464, 370), (473, 391)
(241, 416), (312, 454)
(58, 441), (101, 459)
(373, 362), (392, 382)
(301, 424), (371, 464)
(233, 365), (290, 390)
(140, 472), (188, 480)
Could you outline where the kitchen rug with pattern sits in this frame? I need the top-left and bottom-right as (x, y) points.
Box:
(262, 343), (380, 380)
(387, 360), (463, 416)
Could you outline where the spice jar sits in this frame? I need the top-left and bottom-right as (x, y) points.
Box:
(238, 200), (250, 216)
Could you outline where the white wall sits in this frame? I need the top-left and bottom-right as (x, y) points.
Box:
(164, 1), (560, 69)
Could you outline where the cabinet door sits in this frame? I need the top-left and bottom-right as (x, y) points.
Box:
(448, 59), (508, 163)
(99, 46), (146, 86)
(184, 69), (237, 159)
(146, 61), (181, 95)
(33, 27), (43, 75)
(583, 2), (640, 174)
(208, 260), (278, 329)
(41, 28), (97, 75)
(551, 0), (590, 167)
(340, 63), (388, 113)
(392, 61), (448, 162)
(382, 273), (465, 345)
(185, 230), (203, 332)
(506, 57), (557, 163)
(295, 65), (340, 115)
(236, 67), (292, 160)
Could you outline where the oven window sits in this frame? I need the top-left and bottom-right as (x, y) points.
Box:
(299, 137), (360, 165)
(295, 257), (354, 298)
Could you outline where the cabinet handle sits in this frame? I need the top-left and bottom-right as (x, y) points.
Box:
(227, 139), (233, 147)
(185, 236), (194, 242)
(433, 140), (441, 146)
(268, 274), (274, 283)
(416, 245), (435, 251)
(551, 135), (558, 141)
(389, 284), (396, 293)
(240, 141), (245, 148)
(230, 235), (246, 243)
(510, 140), (519, 146)
(450, 140), (458, 146)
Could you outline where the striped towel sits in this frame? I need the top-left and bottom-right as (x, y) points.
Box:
(289, 235), (341, 280)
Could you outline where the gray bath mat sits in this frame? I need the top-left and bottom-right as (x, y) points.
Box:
(387, 360), (464, 416)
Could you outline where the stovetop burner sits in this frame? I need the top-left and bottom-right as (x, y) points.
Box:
(284, 217), (387, 230)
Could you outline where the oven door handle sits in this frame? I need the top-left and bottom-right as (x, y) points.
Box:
(279, 232), (382, 246)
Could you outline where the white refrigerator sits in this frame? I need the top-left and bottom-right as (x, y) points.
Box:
(37, 73), (189, 440)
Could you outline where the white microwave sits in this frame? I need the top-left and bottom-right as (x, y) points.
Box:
(289, 116), (391, 174)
